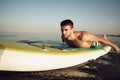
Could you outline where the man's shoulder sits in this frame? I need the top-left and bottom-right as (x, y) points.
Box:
(74, 31), (89, 35)
(75, 31), (90, 40)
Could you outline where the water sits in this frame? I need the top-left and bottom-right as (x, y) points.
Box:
(0, 33), (120, 80)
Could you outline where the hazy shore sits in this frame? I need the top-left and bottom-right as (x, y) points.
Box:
(95, 34), (120, 37)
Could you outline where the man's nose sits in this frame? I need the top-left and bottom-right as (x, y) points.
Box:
(62, 31), (66, 35)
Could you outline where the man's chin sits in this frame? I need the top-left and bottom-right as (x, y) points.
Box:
(62, 35), (69, 39)
(64, 36), (69, 39)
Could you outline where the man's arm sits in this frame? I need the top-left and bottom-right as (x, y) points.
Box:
(83, 32), (120, 53)
(98, 37), (120, 53)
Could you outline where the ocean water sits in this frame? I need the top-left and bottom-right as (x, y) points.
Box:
(0, 33), (120, 80)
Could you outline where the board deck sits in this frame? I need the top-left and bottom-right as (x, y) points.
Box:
(0, 40), (107, 54)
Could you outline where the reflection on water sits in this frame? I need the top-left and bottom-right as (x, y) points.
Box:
(0, 33), (120, 80)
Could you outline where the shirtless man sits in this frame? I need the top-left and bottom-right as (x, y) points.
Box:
(60, 19), (120, 53)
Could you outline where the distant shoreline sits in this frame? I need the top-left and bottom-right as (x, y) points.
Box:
(106, 35), (120, 37)
(96, 34), (120, 37)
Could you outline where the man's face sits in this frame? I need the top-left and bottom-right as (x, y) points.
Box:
(61, 25), (73, 38)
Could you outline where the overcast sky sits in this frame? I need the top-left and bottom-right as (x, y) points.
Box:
(0, 0), (120, 36)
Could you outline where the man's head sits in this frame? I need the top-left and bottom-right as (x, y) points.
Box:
(60, 19), (74, 38)
(60, 19), (73, 28)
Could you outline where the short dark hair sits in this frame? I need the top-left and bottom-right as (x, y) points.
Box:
(60, 19), (73, 28)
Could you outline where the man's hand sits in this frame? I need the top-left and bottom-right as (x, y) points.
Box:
(61, 35), (65, 42)
(115, 48), (120, 54)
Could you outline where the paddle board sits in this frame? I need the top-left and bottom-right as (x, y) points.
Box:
(0, 40), (111, 71)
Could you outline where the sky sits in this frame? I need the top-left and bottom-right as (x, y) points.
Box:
(0, 0), (120, 38)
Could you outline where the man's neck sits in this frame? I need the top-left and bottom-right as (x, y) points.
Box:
(67, 32), (76, 41)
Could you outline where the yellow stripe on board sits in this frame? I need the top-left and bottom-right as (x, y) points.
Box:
(0, 40), (104, 55)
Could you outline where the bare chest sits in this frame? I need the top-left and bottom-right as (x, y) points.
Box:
(72, 39), (91, 48)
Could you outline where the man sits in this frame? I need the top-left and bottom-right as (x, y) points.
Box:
(60, 19), (120, 53)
